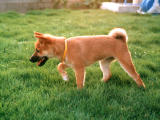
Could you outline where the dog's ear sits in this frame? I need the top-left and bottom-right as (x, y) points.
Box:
(34, 32), (44, 38)
(34, 32), (46, 43)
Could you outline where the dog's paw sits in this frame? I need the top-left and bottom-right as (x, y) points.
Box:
(137, 81), (146, 88)
(62, 75), (69, 81)
(101, 78), (110, 83)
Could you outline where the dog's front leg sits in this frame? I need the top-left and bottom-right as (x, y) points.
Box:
(57, 63), (69, 81)
(74, 66), (85, 89)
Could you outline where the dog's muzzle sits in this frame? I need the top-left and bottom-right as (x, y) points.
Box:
(30, 56), (40, 63)
(30, 56), (48, 67)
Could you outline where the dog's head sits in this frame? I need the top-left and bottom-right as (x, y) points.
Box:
(30, 32), (54, 66)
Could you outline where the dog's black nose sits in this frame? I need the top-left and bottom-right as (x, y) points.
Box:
(29, 58), (33, 62)
(30, 56), (40, 63)
(29, 58), (34, 63)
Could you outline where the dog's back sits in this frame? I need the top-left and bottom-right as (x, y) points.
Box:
(66, 28), (128, 66)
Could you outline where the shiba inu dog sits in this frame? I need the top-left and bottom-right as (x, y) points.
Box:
(30, 28), (145, 89)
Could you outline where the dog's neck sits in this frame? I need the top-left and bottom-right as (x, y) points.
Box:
(53, 39), (66, 60)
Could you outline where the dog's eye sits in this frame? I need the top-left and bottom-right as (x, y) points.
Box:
(36, 48), (40, 53)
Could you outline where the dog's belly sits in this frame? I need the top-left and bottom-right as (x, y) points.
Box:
(85, 56), (114, 66)
(75, 52), (113, 66)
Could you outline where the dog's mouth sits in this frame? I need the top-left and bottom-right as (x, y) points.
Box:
(30, 55), (48, 66)
(37, 56), (48, 67)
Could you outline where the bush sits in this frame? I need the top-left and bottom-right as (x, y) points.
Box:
(82, 0), (103, 8)
(51, 0), (110, 9)
(52, 0), (68, 8)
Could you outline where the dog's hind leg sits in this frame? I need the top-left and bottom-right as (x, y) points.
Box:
(116, 51), (145, 88)
(57, 63), (69, 81)
(99, 57), (115, 82)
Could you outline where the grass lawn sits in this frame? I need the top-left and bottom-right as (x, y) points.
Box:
(0, 9), (160, 120)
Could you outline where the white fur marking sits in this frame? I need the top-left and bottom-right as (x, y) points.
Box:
(65, 58), (73, 68)
(42, 51), (48, 56)
(42, 50), (54, 58)
(62, 75), (68, 81)
(99, 61), (110, 80)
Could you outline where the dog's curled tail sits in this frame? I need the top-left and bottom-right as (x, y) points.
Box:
(109, 28), (128, 42)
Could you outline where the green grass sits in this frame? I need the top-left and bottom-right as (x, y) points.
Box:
(0, 9), (160, 120)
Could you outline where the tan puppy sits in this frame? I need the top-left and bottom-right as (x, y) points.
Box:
(30, 28), (145, 89)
